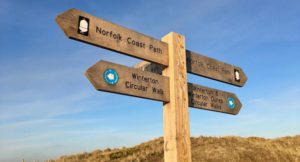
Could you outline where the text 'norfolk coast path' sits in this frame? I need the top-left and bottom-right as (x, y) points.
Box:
(56, 8), (247, 162)
(56, 8), (169, 65)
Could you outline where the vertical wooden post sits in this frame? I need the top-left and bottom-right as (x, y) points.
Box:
(162, 32), (192, 162)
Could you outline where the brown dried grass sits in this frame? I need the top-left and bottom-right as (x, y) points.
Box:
(51, 135), (300, 162)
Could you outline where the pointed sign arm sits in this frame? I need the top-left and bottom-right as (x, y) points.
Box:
(56, 8), (169, 66)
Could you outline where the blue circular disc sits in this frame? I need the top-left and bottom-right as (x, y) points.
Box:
(227, 97), (235, 109)
(103, 68), (119, 85)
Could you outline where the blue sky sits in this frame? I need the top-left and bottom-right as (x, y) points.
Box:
(1, 0), (300, 161)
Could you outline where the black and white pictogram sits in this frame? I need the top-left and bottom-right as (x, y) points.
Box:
(78, 16), (89, 36)
(234, 69), (240, 82)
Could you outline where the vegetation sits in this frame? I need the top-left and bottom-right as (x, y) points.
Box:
(51, 135), (300, 162)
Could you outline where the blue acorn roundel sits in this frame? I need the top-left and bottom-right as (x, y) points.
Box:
(103, 69), (119, 85)
(227, 97), (235, 109)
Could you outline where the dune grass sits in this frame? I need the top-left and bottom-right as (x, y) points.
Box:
(51, 135), (300, 162)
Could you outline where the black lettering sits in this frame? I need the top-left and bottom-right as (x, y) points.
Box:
(127, 37), (146, 48)
(96, 26), (122, 41)
(149, 45), (162, 54)
(96, 26), (101, 34)
(125, 81), (130, 88)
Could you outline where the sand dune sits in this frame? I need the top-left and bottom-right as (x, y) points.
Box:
(51, 135), (300, 162)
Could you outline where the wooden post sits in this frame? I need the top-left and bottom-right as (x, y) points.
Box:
(162, 32), (192, 162)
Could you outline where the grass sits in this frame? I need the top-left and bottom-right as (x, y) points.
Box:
(50, 135), (300, 162)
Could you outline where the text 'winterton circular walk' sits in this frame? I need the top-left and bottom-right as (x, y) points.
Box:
(56, 8), (247, 162)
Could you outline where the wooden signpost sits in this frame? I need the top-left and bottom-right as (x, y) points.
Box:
(135, 50), (247, 87)
(85, 60), (170, 102)
(56, 8), (247, 162)
(188, 83), (242, 115)
(131, 62), (242, 115)
(186, 50), (247, 87)
(161, 33), (191, 162)
(56, 8), (168, 66)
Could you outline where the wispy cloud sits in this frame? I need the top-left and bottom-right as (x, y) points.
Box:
(190, 85), (300, 138)
(1, 1), (300, 162)
(248, 85), (300, 111)
(0, 92), (90, 120)
(0, 116), (154, 162)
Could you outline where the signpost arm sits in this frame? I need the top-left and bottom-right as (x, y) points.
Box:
(162, 32), (192, 162)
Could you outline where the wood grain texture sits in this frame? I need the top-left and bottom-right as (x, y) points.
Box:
(134, 50), (247, 87)
(186, 50), (247, 87)
(188, 83), (242, 115)
(85, 60), (170, 102)
(134, 61), (163, 75)
(162, 32), (192, 162)
(134, 64), (242, 115)
(56, 8), (168, 66)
